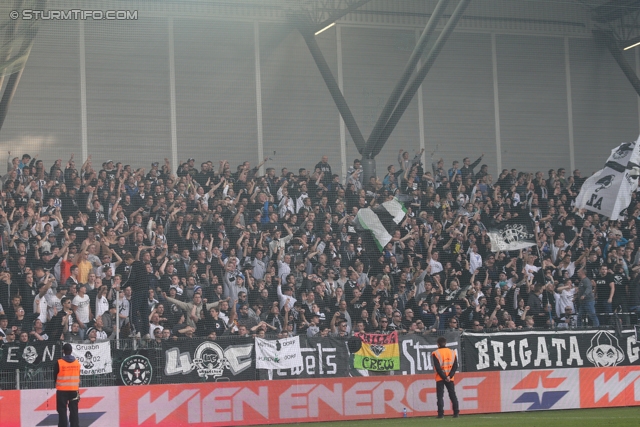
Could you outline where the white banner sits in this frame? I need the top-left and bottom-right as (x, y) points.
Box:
(575, 137), (640, 220)
(255, 336), (303, 370)
(69, 341), (113, 375)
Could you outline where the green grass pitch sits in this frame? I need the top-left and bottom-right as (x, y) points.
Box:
(270, 407), (640, 427)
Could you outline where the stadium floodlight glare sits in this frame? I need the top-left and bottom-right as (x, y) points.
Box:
(623, 36), (640, 50)
(315, 22), (335, 36)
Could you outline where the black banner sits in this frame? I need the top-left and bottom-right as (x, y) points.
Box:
(462, 329), (640, 372)
(399, 331), (461, 375)
(258, 336), (350, 380)
(113, 347), (160, 386)
(162, 337), (255, 383)
(0, 342), (60, 371)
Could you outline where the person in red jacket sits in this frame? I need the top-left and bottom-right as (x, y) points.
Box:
(432, 336), (459, 419)
(54, 343), (81, 427)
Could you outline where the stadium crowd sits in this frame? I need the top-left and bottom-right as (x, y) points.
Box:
(0, 148), (638, 345)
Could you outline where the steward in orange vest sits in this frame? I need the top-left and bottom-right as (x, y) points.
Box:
(431, 336), (459, 419)
(54, 343), (81, 427)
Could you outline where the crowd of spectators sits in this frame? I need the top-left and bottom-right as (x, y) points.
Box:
(0, 148), (639, 346)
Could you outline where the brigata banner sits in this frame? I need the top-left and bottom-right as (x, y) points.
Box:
(162, 336), (255, 383)
(462, 329), (640, 372)
(258, 336), (350, 380)
(68, 341), (112, 375)
(353, 331), (400, 371)
(255, 336), (303, 370)
(399, 331), (460, 375)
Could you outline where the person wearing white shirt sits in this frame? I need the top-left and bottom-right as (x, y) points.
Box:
(429, 252), (443, 275)
(277, 190), (295, 218)
(524, 255), (540, 280)
(95, 285), (110, 319)
(268, 227), (293, 258)
(277, 283), (297, 311)
(251, 249), (267, 280)
(72, 285), (92, 334)
(468, 245), (483, 274)
(277, 249), (292, 284)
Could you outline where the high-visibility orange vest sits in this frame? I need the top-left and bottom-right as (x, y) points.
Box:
(433, 347), (455, 382)
(56, 359), (80, 391)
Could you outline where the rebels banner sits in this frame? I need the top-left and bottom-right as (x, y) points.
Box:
(463, 329), (640, 372)
(258, 336), (350, 380)
(354, 331), (400, 371)
(255, 336), (303, 370)
(69, 341), (112, 375)
(162, 337), (255, 383)
(399, 331), (460, 375)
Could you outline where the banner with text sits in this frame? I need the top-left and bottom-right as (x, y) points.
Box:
(0, 342), (59, 371)
(4, 366), (640, 426)
(354, 331), (400, 371)
(399, 331), (460, 375)
(162, 336), (255, 383)
(257, 336), (350, 380)
(68, 341), (112, 375)
(462, 329), (640, 372)
(255, 336), (303, 370)
(117, 371), (502, 426)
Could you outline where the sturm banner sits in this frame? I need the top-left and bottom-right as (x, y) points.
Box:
(162, 336), (255, 383)
(462, 329), (640, 372)
(399, 331), (460, 375)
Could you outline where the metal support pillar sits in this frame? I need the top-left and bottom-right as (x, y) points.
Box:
(0, 0), (43, 133)
(361, 157), (376, 186)
(300, 28), (367, 154)
(364, 0), (450, 158)
(0, 68), (24, 130)
(595, 29), (640, 98)
(370, 0), (471, 157)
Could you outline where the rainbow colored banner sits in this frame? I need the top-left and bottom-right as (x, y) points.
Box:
(353, 331), (400, 371)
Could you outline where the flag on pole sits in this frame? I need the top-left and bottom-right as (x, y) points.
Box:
(575, 137), (640, 220)
(487, 217), (537, 252)
(352, 198), (407, 252)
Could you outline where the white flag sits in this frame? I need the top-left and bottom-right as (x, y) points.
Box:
(255, 336), (303, 370)
(68, 341), (113, 375)
(575, 136), (640, 220)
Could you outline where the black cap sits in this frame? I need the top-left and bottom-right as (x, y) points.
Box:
(62, 343), (72, 355)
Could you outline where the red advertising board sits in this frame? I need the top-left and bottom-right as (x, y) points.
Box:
(0, 390), (20, 427)
(580, 366), (640, 408)
(118, 372), (500, 426)
(2, 367), (639, 426)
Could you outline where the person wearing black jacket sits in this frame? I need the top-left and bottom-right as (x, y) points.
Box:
(460, 154), (483, 182)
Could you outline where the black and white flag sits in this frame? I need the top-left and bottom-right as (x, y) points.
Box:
(487, 218), (536, 252)
(352, 198), (407, 252)
(575, 137), (640, 220)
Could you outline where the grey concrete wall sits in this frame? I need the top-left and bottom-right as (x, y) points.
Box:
(0, 1), (638, 180)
